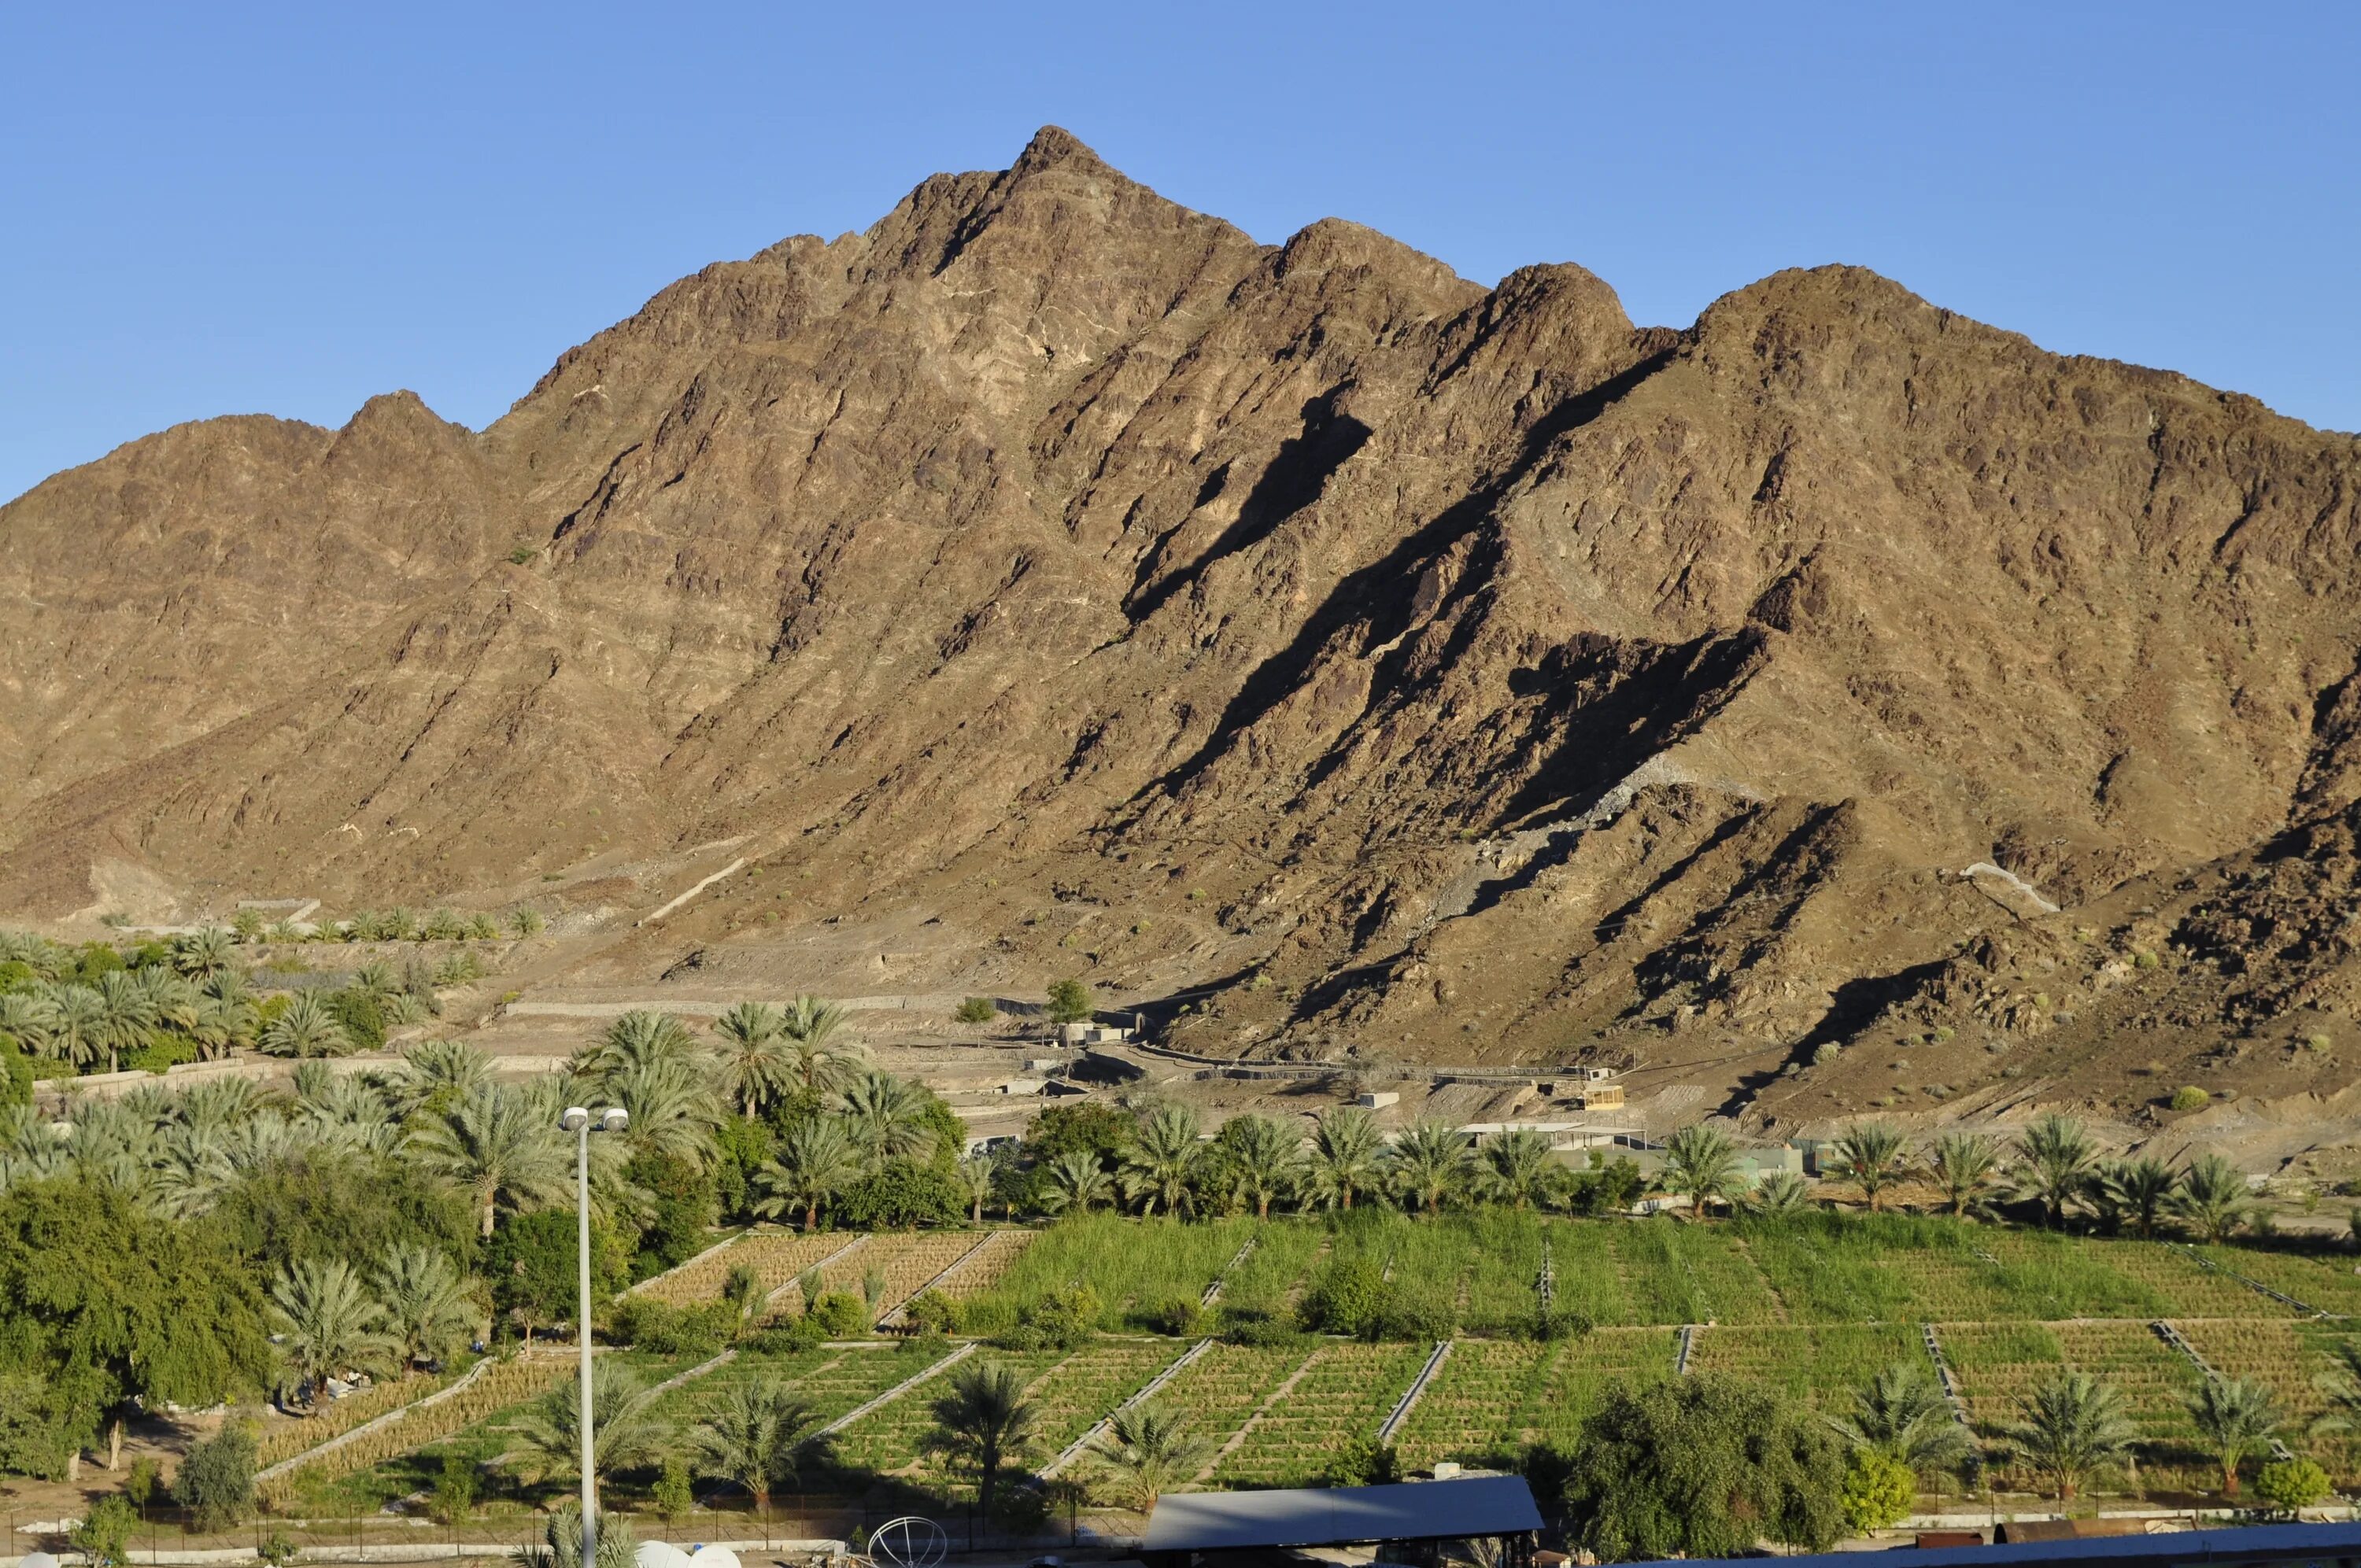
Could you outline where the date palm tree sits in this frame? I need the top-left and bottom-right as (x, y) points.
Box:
(2012, 1112), (2097, 1227)
(956, 1149), (1001, 1223)
(259, 991), (353, 1058)
(1831, 1361), (1974, 1481)
(1214, 1114), (1302, 1219)
(781, 996), (862, 1095)
(924, 1361), (1036, 1525)
(600, 1053), (724, 1168)
(411, 1082), (570, 1238)
(1084, 1401), (1214, 1511)
(38, 983), (107, 1070)
(711, 1002), (794, 1116)
(2004, 1372), (2135, 1500)
(268, 1256), (400, 1410)
(836, 1070), (935, 1168)
(394, 1038), (493, 1116)
(2186, 1376), (2281, 1497)
(172, 924), (238, 979)
(92, 969), (159, 1074)
(1661, 1123), (1745, 1219)
(1386, 1121), (1471, 1214)
(1304, 1106), (1384, 1212)
(582, 1009), (703, 1076)
(1121, 1105), (1203, 1216)
(0, 990), (61, 1060)
(1744, 1169), (1816, 1216)
(2096, 1156), (2178, 1238)
(2171, 1153), (2252, 1242)
(689, 1376), (819, 1539)
(1039, 1149), (1116, 1215)
(1830, 1122), (1912, 1212)
(1478, 1127), (1557, 1210)
(1927, 1133), (2002, 1218)
(754, 1117), (863, 1230)
(2308, 1341), (2361, 1438)
(516, 1504), (636, 1568)
(505, 1360), (670, 1484)
(374, 1244), (485, 1372)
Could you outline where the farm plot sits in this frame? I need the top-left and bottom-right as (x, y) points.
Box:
(1609, 1219), (1783, 1325)
(844, 1232), (994, 1321)
(1940, 1321), (2210, 1490)
(826, 1348), (1069, 1480)
(1016, 1339), (1185, 1459)
(911, 1229), (1034, 1305)
(649, 1345), (918, 1428)
(2108, 1245), (2290, 1319)
(1539, 1222), (1636, 1326)
(1210, 1223), (1331, 1318)
(1686, 1324), (1922, 1411)
(1141, 1342), (1308, 1462)
(2196, 1245), (2361, 1317)
(640, 1229), (851, 1308)
(1318, 1212), (1544, 1332)
(2174, 1319), (2361, 1484)
(1213, 1341), (1429, 1487)
(256, 1360), (472, 1468)
(280, 1351), (674, 1512)
(1340, 1329), (1679, 1473)
(1973, 1234), (2174, 1321)
(953, 1216), (1254, 1334)
(1736, 1216), (1982, 1322)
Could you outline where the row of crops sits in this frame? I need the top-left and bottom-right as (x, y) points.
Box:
(672, 1215), (2361, 1330)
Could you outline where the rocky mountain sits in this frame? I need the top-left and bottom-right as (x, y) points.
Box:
(7, 127), (2360, 1123)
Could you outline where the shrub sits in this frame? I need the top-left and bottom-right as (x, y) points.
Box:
(809, 1291), (870, 1338)
(70, 1496), (136, 1567)
(1219, 1306), (1310, 1349)
(1839, 1450), (1916, 1534)
(1331, 1435), (1402, 1486)
(652, 1456), (693, 1525)
(0, 1035), (31, 1107)
(324, 987), (387, 1051)
(906, 1293), (962, 1334)
(954, 997), (997, 1024)
(430, 1452), (478, 1526)
(607, 1297), (733, 1356)
(1299, 1256), (1387, 1337)
(175, 1423), (257, 1532)
(2170, 1086), (2211, 1112)
(2254, 1457), (2332, 1516)
(1535, 1306), (1596, 1342)
(995, 1283), (1100, 1351)
(835, 1159), (963, 1230)
(1140, 1296), (1206, 1337)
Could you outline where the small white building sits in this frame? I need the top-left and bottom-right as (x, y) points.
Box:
(1358, 1090), (1401, 1110)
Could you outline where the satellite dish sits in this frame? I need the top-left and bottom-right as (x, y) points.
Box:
(868, 1517), (948, 1568)
(22, 1554), (62, 1568)
(636, 1544), (693, 1568)
(685, 1548), (742, 1568)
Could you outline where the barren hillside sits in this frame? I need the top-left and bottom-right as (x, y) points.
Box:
(6, 127), (2360, 1129)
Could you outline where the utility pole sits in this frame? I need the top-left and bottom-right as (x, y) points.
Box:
(563, 1105), (629, 1568)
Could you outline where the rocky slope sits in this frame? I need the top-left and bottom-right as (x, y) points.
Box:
(6, 127), (2360, 1119)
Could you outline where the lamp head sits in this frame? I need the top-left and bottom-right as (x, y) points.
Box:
(560, 1106), (590, 1133)
(600, 1107), (630, 1133)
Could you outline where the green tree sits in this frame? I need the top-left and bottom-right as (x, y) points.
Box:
(753, 1117), (862, 1230)
(2012, 1112), (2097, 1227)
(72, 1494), (138, 1566)
(1084, 1401), (1214, 1511)
(2254, 1457), (2333, 1517)
(1303, 1106), (1384, 1211)
(711, 1002), (793, 1117)
(1477, 1127), (1557, 1210)
(268, 1256), (399, 1407)
(1045, 978), (1094, 1026)
(1121, 1105), (1203, 1216)
(2003, 1373), (2135, 1500)
(2096, 1157), (2178, 1238)
(411, 1083), (569, 1239)
(1829, 1123), (1912, 1212)
(1830, 1362), (1973, 1482)
(257, 991), (353, 1058)
(836, 1071), (937, 1168)
(431, 1452), (478, 1526)
(173, 1423), (258, 1532)
(1215, 1113), (1303, 1218)
(486, 1209), (628, 1342)
(1744, 1170), (1816, 1216)
(1561, 1375), (1846, 1559)
(504, 1359), (670, 1485)
(2171, 1153), (2252, 1242)
(1661, 1123), (1744, 1218)
(1838, 1449), (1916, 1535)
(374, 1244), (484, 1371)
(925, 1361), (1037, 1524)
(652, 1455), (693, 1526)
(779, 996), (862, 1097)
(954, 997), (997, 1024)
(516, 1503), (637, 1568)
(1927, 1133), (2002, 1218)
(1036, 1149), (1115, 1214)
(2186, 1376), (2281, 1497)
(1385, 1121), (1469, 1214)
(689, 1376), (818, 1531)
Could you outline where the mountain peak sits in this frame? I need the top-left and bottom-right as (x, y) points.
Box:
(1011, 124), (1107, 177)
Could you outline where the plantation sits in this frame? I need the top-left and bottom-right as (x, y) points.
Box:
(1210, 1341), (1431, 1485)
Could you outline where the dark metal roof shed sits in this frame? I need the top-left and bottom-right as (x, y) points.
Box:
(1144, 1477), (1544, 1553)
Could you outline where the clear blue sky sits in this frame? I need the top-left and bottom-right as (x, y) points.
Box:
(5, 2), (2357, 504)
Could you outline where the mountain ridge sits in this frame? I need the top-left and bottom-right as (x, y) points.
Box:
(6, 127), (2359, 1129)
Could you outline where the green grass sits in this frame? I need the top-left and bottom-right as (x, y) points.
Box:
(952, 1213), (1257, 1333)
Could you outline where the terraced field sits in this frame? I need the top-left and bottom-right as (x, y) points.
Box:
(826, 1347), (1069, 1480)
(1212, 1341), (1429, 1486)
(1939, 1321), (2211, 1490)
(1686, 1323), (1924, 1411)
(951, 1216), (1262, 1334)
(2195, 1245), (2361, 1317)
(637, 1229), (849, 1308)
(1020, 1338), (1190, 1455)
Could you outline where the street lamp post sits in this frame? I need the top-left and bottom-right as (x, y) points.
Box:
(562, 1105), (629, 1568)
